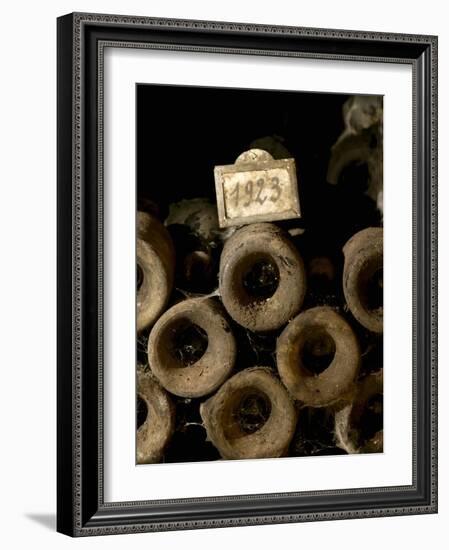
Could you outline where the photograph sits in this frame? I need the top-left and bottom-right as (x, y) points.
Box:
(135, 84), (384, 464)
(0, 0), (444, 545)
(55, 11), (437, 536)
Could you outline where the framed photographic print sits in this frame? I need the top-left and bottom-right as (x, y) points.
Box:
(57, 12), (438, 536)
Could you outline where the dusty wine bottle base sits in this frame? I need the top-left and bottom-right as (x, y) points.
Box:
(165, 198), (220, 242)
(200, 367), (297, 460)
(148, 298), (236, 398)
(219, 223), (306, 332)
(137, 369), (175, 464)
(276, 306), (360, 407)
(343, 227), (383, 333)
(334, 370), (383, 454)
(137, 211), (175, 332)
(327, 95), (383, 213)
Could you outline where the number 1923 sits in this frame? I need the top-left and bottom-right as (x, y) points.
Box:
(228, 177), (282, 208)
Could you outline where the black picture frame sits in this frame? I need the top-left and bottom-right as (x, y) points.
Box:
(57, 12), (438, 537)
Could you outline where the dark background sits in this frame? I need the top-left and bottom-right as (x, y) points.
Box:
(136, 84), (381, 258)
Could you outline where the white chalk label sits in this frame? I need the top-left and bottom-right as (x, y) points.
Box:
(214, 155), (301, 228)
